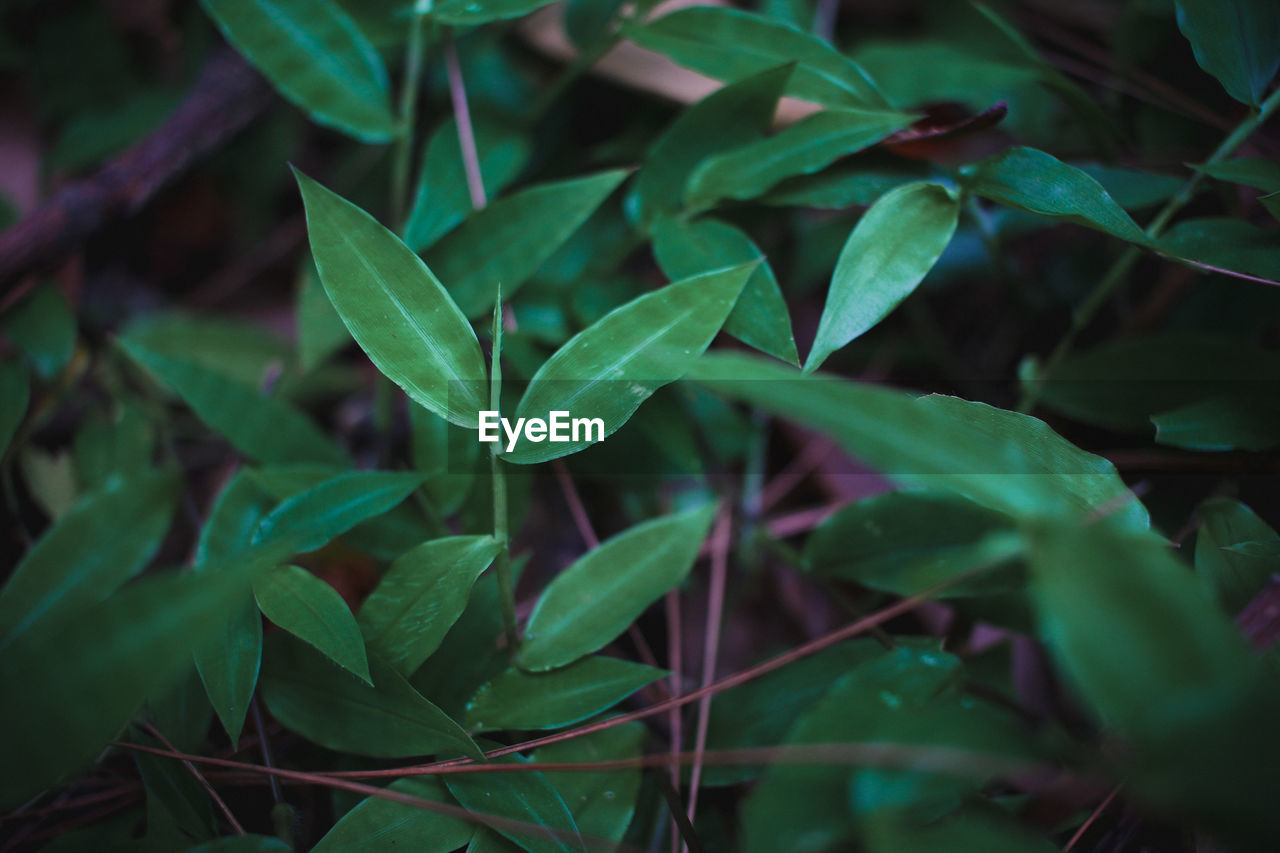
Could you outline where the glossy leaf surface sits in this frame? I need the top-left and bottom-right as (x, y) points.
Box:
(444, 758), (586, 853)
(252, 470), (424, 554)
(1174, 0), (1280, 106)
(520, 505), (715, 670)
(255, 564), (370, 683)
(466, 656), (664, 731)
(312, 776), (473, 853)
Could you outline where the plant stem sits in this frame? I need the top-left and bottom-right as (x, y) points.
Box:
(489, 294), (518, 650)
(444, 36), (487, 210)
(390, 0), (432, 227)
(1019, 86), (1280, 413)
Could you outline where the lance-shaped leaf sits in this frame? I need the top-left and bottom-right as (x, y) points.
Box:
(1194, 158), (1280, 193)
(124, 312), (293, 389)
(1174, 0), (1280, 106)
(688, 353), (1147, 529)
(433, 0), (560, 25)
(960, 147), (1150, 244)
(532, 723), (646, 842)
(806, 182), (959, 372)
(253, 470), (425, 554)
(465, 656), (665, 732)
(200, 0), (395, 141)
(626, 7), (888, 110)
(72, 403), (154, 491)
(652, 217), (797, 365)
(255, 564), (371, 684)
(504, 265), (753, 464)
(444, 757), (587, 853)
(312, 776), (474, 853)
(685, 108), (913, 209)
(405, 116), (531, 252)
(0, 471), (177, 646)
(295, 169), (488, 427)
(120, 338), (348, 467)
(261, 635), (479, 758)
(637, 64), (791, 220)
(426, 170), (629, 319)
(0, 359), (29, 459)
(358, 535), (502, 675)
(520, 505), (716, 671)
(1195, 497), (1280, 614)
(0, 562), (258, 808)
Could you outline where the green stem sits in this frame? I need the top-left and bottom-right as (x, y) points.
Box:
(391, 1), (432, 227)
(1019, 87), (1280, 413)
(489, 294), (518, 650)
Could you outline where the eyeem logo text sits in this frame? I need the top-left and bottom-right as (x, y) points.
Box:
(479, 411), (605, 453)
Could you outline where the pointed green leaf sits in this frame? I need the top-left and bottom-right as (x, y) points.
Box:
(504, 265), (753, 464)
(359, 535), (501, 675)
(0, 563), (258, 807)
(184, 836), (293, 853)
(125, 313), (293, 389)
(0, 471), (177, 646)
(1, 283), (75, 379)
(1155, 216), (1280, 283)
(637, 64), (792, 220)
(405, 116), (531, 252)
(805, 491), (1021, 597)
(0, 359), (29, 458)
(1194, 158), (1280, 193)
(685, 108), (913, 209)
(261, 635), (479, 758)
(520, 505), (716, 671)
(253, 470), (425, 554)
(295, 169), (488, 427)
(806, 181), (959, 372)
(688, 352), (1148, 529)
(433, 0), (561, 26)
(532, 723), (645, 842)
(960, 146), (1149, 243)
(1195, 497), (1279, 613)
(427, 170), (629, 318)
(1174, 0), (1280, 106)
(444, 758), (586, 853)
(120, 338), (348, 467)
(255, 564), (370, 683)
(200, 0), (395, 140)
(652, 217), (796, 365)
(72, 403), (154, 491)
(1152, 394), (1280, 452)
(193, 472), (274, 744)
(313, 776), (474, 853)
(466, 656), (665, 732)
(626, 7), (888, 109)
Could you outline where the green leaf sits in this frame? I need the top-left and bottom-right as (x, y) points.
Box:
(627, 7), (888, 109)
(651, 217), (797, 364)
(0, 471), (177, 646)
(1074, 163), (1184, 210)
(805, 181), (959, 372)
(295, 169), (488, 427)
(504, 265), (753, 464)
(637, 64), (791, 220)
(405, 116), (530, 252)
(72, 403), (154, 491)
(255, 564), (371, 683)
(132, 731), (215, 842)
(124, 313), (293, 389)
(253, 470), (425, 554)
(1152, 394), (1280, 451)
(1193, 158), (1280, 193)
(805, 491), (1022, 597)
(358, 535), (502, 676)
(960, 146), (1149, 243)
(0, 359), (29, 458)
(426, 170), (629, 318)
(1195, 497), (1279, 613)
(762, 163), (928, 209)
(466, 656), (665, 732)
(193, 472), (274, 744)
(520, 505), (715, 671)
(564, 0), (626, 48)
(688, 352), (1148, 529)
(120, 337), (348, 467)
(0, 563), (258, 807)
(685, 108), (912, 209)
(200, 0), (395, 140)
(19, 446), (78, 519)
(1154, 217), (1280, 283)
(532, 723), (645, 841)
(444, 758), (586, 853)
(261, 634), (479, 758)
(433, 0), (560, 26)
(1174, 0), (1280, 106)
(312, 776), (475, 853)
(2, 283), (75, 379)
(411, 403), (479, 515)
(184, 837), (294, 853)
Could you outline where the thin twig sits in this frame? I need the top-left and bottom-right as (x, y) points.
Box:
(250, 698), (282, 805)
(553, 459), (598, 547)
(1064, 785), (1121, 850)
(444, 36), (487, 210)
(140, 721), (245, 835)
(665, 589), (683, 853)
